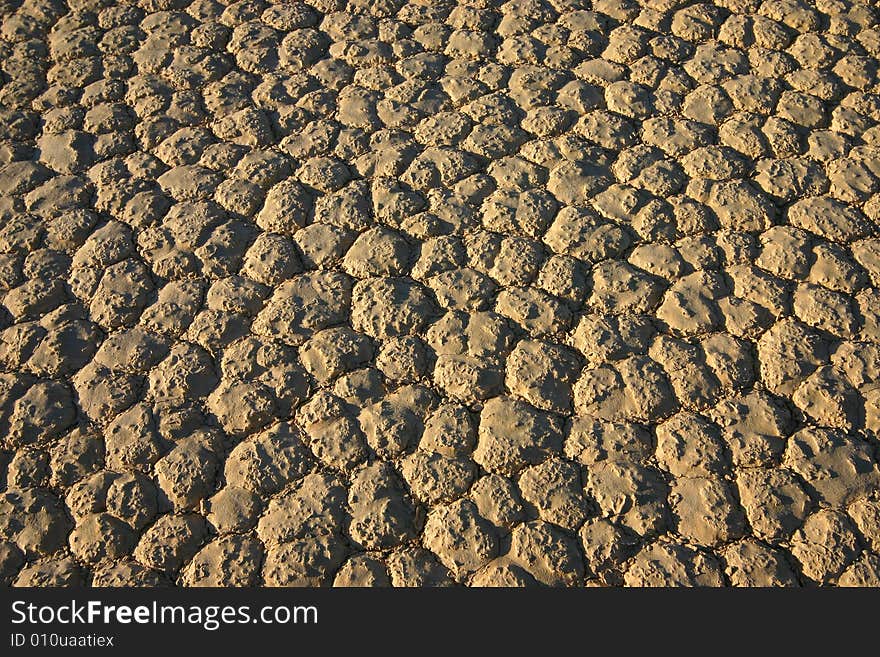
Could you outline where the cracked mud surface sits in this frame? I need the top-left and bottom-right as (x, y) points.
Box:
(1, 0), (880, 588)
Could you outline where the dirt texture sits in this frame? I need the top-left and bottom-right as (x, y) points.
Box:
(1, 0), (880, 588)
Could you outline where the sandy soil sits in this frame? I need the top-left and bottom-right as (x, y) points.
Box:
(1, 0), (880, 587)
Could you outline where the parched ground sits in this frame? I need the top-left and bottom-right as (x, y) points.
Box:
(1, 0), (880, 588)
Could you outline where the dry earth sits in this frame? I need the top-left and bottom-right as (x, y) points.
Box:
(1, 0), (880, 588)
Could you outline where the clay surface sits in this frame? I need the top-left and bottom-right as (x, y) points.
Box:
(1, 0), (880, 588)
